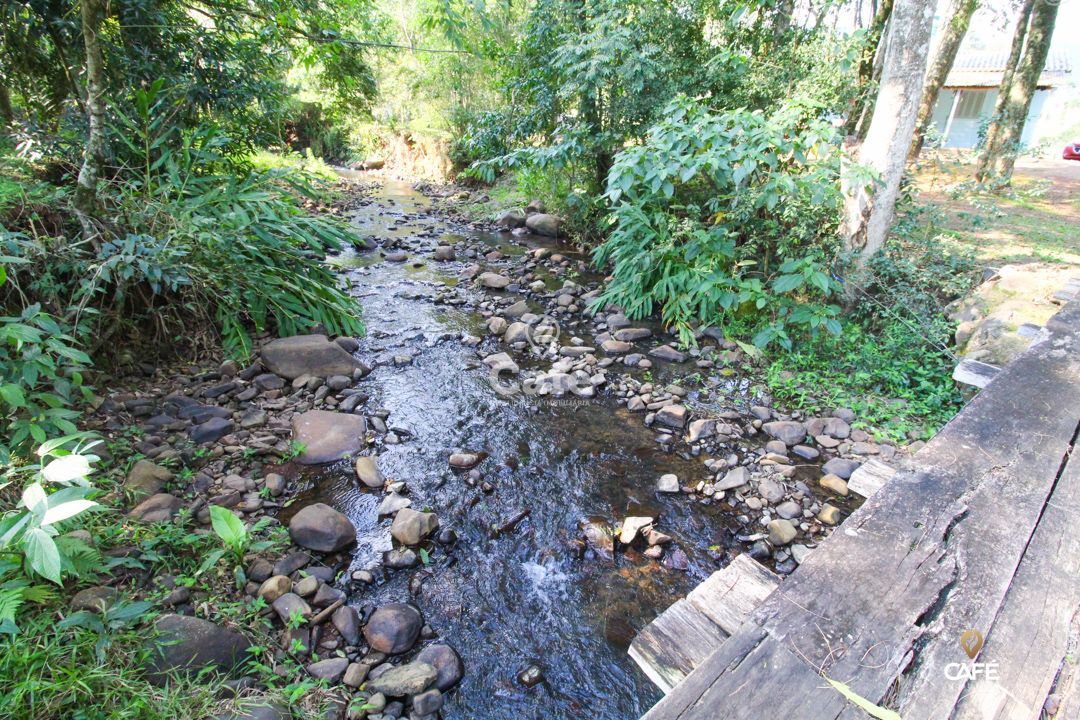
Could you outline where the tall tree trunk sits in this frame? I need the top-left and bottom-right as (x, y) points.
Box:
(771, 0), (796, 46)
(0, 81), (12, 125)
(909, 0), (979, 158)
(842, 0), (935, 266)
(974, 0), (1032, 181)
(975, 0), (1057, 186)
(846, 0), (895, 134)
(74, 0), (106, 245)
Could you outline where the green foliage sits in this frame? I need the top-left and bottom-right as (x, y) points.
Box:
(0, 437), (101, 633)
(0, 305), (92, 461)
(1, 85), (364, 364)
(0, 609), (234, 719)
(58, 599), (155, 662)
(594, 96), (845, 348)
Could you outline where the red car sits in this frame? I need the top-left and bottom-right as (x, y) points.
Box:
(1064, 143), (1080, 161)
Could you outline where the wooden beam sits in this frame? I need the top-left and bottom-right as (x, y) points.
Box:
(950, 448), (1080, 719)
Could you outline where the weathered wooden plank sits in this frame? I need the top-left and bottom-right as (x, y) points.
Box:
(952, 358), (1000, 388)
(629, 555), (779, 694)
(629, 598), (730, 694)
(949, 451), (1080, 720)
(649, 301), (1080, 719)
(847, 458), (896, 498)
(642, 624), (851, 720)
(686, 555), (779, 635)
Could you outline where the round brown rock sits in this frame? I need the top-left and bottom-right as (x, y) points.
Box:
(415, 643), (464, 691)
(288, 503), (356, 552)
(363, 603), (422, 654)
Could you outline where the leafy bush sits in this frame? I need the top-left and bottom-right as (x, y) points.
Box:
(0, 306), (92, 461)
(593, 96), (845, 348)
(2, 84), (364, 364)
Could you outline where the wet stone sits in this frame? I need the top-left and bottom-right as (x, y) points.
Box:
(414, 644), (463, 691)
(364, 604), (423, 654)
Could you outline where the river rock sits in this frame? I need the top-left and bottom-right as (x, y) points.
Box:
(448, 452), (481, 469)
(822, 457), (861, 479)
(613, 328), (651, 342)
(767, 519), (797, 546)
(390, 509), (440, 546)
(763, 421), (807, 446)
(355, 456), (385, 488)
(364, 603), (423, 654)
(717, 467), (749, 490)
(288, 503), (356, 552)
(619, 516), (653, 544)
(495, 209), (526, 229)
(367, 661), (438, 697)
(292, 410), (367, 464)
(655, 405), (687, 429)
(218, 703), (291, 720)
(582, 520), (614, 560)
(656, 474), (680, 493)
(819, 473), (850, 496)
(525, 213), (563, 237)
(307, 656), (349, 682)
(648, 345), (687, 363)
(434, 245), (456, 261)
(414, 644), (464, 691)
(190, 417), (234, 444)
(272, 593), (311, 623)
(601, 339), (632, 354)
(503, 322), (530, 345)
(686, 419), (716, 443)
(145, 614), (252, 684)
(377, 492), (412, 517)
(257, 575), (292, 603)
(129, 493), (182, 522)
(478, 272), (510, 289)
(332, 605), (361, 645)
(413, 689), (444, 715)
(261, 334), (362, 380)
(125, 460), (172, 499)
(818, 504), (842, 525)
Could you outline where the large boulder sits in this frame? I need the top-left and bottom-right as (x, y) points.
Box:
(478, 272), (510, 290)
(390, 509), (440, 546)
(525, 213), (563, 238)
(291, 410), (367, 464)
(261, 334), (362, 380)
(288, 503), (356, 552)
(364, 603), (422, 654)
(145, 614), (252, 684)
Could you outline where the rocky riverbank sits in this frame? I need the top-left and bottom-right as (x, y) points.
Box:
(65, 176), (912, 720)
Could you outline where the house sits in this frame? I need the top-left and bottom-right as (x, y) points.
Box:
(926, 51), (1072, 149)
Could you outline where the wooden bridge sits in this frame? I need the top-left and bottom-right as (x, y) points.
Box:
(632, 297), (1080, 720)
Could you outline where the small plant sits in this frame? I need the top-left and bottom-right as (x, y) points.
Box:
(0, 435), (101, 585)
(209, 506), (250, 564)
(57, 599), (154, 661)
(279, 441), (306, 462)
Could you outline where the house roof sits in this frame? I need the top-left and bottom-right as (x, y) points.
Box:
(944, 51), (1071, 89)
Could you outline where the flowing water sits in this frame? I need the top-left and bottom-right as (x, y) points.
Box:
(294, 179), (764, 719)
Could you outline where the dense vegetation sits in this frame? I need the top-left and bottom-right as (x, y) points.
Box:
(0, 0), (1059, 715)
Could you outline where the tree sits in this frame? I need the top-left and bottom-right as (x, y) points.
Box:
(73, 0), (106, 246)
(975, 0), (1059, 186)
(847, 0), (895, 137)
(909, 0), (979, 158)
(842, 0), (936, 264)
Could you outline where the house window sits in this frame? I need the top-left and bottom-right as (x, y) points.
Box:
(954, 91), (988, 120)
